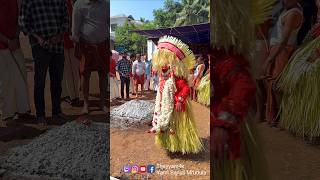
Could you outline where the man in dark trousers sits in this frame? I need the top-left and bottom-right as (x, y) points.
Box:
(117, 53), (132, 100)
(19, 0), (69, 126)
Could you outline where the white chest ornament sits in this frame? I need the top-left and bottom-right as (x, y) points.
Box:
(151, 77), (176, 133)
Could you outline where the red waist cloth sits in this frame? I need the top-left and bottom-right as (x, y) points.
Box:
(0, 0), (18, 49)
(64, 33), (74, 49)
(256, 19), (272, 40)
(110, 59), (116, 77)
(80, 41), (108, 76)
(64, 0), (74, 49)
(311, 23), (320, 38)
(212, 49), (256, 160)
(134, 74), (145, 85)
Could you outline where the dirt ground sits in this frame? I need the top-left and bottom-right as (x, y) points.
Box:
(110, 97), (211, 180)
(258, 123), (320, 180)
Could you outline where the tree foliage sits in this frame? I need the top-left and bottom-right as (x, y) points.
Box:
(175, 0), (209, 26)
(114, 20), (156, 54)
(153, 0), (209, 27)
(114, 0), (209, 53)
(153, 0), (183, 28)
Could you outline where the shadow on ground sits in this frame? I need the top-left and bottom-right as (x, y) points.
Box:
(110, 90), (156, 107)
(166, 137), (210, 162)
(0, 125), (46, 142)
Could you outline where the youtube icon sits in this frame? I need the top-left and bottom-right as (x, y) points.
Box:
(139, 165), (146, 173)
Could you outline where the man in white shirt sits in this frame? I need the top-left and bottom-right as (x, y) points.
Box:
(143, 54), (152, 91)
(72, 0), (108, 114)
(132, 54), (145, 98)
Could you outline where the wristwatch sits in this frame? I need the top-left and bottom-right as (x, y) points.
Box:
(218, 111), (237, 121)
(6, 38), (10, 45)
(178, 96), (184, 102)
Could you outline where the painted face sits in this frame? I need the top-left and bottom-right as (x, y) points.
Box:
(161, 65), (173, 78)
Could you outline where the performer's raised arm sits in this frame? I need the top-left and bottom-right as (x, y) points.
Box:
(174, 78), (190, 112)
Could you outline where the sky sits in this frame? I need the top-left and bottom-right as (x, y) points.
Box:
(110, 0), (165, 21)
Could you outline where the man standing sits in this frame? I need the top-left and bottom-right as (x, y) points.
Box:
(19, 0), (69, 126)
(152, 69), (159, 93)
(0, 0), (30, 124)
(144, 55), (152, 91)
(116, 53), (131, 99)
(262, 0), (303, 126)
(72, 0), (108, 114)
(132, 54), (145, 98)
(128, 53), (135, 95)
(110, 50), (119, 100)
(61, 0), (80, 106)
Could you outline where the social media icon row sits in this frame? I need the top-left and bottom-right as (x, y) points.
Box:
(123, 165), (155, 174)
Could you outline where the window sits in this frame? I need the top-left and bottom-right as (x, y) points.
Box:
(111, 24), (117, 32)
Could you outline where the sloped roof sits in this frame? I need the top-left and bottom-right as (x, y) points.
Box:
(130, 23), (209, 45)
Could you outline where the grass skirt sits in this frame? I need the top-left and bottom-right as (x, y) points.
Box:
(277, 37), (320, 138)
(197, 74), (210, 106)
(155, 101), (203, 154)
(213, 113), (269, 180)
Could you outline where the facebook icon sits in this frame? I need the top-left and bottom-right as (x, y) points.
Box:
(147, 165), (155, 173)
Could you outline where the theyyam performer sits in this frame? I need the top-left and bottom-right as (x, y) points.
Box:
(211, 0), (275, 179)
(277, 0), (320, 143)
(197, 58), (210, 107)
(148, 36), (203, 154)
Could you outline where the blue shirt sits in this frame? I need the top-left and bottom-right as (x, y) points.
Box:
(145, 59), (152, 76)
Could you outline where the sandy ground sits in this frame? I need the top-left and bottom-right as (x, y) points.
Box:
(110, 96), (211, 180)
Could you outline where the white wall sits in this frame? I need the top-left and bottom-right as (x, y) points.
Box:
(110, 16), (128, 33)
(147, 40), (156, 60)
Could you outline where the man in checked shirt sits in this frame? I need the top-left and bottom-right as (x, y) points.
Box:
(19, 0), (69, 127)
(116, 53), (132, 100)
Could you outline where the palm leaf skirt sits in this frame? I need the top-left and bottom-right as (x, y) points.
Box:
(197, 74), (210, 106)
(155, 100), (203, 154)
(277, 37), (320, 138)
(213, 113), (269, 180)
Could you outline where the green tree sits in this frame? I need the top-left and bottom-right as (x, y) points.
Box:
(139, 17), (146, 23)
(153, 0), (183, 28)
(114, 20), (156, 54)
(114, 21), (132, 52)
(175, 0), (209, 26)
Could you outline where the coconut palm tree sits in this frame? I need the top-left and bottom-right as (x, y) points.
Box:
(174, 0), (209, 26)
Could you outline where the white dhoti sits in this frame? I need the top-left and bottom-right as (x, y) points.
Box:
(144, 74), (151, 90)
(62, 48), (80, 100)
(251, 40), (269, 78)
(152, 75), (159, 91)
(110, 76), (119, 100)
(0, 49), (30, 119)
(130, 77), (135, 93)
